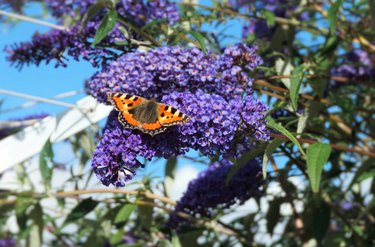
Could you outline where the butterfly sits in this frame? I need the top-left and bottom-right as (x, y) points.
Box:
(107, 92), (189, 136)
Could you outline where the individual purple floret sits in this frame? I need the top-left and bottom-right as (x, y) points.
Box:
(92, 91), (269, 186)
(169, 159), (262, 226)
(88, 44), (262, 102)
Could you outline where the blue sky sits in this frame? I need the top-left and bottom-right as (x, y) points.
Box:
(0, 4), (95, 120)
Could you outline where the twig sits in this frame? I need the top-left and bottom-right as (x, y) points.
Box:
(271, 133), (375, 158)
(0, 89), (83, 110)
(0, 10), (66, 30)
(118, 16), (162, 47)
(0, 90), (81, 114)
(53, 189), (177, 205)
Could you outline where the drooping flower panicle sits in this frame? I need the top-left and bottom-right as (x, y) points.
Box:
(169, 159), (263, 227)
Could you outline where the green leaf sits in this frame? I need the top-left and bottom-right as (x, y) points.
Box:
(328, 0), (343, 33)
(39, 139), (54, 187)
(306, 143), (332, 193)
(356, 170), (375, 183)
(138, 198), (153, 230)
(92, 9), (118, 46)
(81, 3), (104, 29)
(15, 196), (34, 231)
(262, 10), (275, 26)
(266, 198), (283, 234)
(266, 116), (305, 156)
(114, 204), (135, 224)
(289, 65), (305, 112)
(171, 231), (182, 247)
(110, 229), (125, 245)
(64, 198), (99, 226)
(311, 200), (331, 244)
(179, 229), (203, 247)
(188, 30), (207, 53)
(164, 157), (177, 198)
(158, 240), (173, 247)
(347, 158), (374, 189)
(262, 139), (284, 179)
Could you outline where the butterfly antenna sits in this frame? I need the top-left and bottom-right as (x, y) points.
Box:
(145, 89), (152, 99)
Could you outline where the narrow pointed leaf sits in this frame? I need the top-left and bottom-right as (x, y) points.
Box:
(328, 0), (343, 33)
(114, 204), (135, 224)
(267, 116), (305, 156)
(92, 9), (118, 46)
(289, 65), (305, 111)
(306, 143), (331, 193)
(262, 139), (284, 178)
(64, 198), (99, 225)
(188, 30), (207, 53)
(39, 139), (54, 187)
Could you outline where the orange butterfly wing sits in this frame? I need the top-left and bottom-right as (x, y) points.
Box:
(107, 92), (144, 111)
(118, 111), (167, 136)
(108, 92), (189, 136)
(158, 104), (189, 126)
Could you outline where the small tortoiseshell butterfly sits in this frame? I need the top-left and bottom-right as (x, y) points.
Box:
(107, 92), (189, 136)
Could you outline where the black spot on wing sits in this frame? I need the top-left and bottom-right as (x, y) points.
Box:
(170, 107), (177, 114)
(124, 94), (132, 99)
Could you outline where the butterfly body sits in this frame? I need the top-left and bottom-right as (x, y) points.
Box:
(107, 93), (189, 136)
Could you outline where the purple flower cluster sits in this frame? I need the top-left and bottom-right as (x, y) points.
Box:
(240, 0), (310, 39)
(5, 0), (180, 68)
(5, 21), (129, 68)
(92, 91), (269, 186)
(122, 0), (180, 25)
(332, 49), (375, 81)
(169, 159), (262, 226)
(147, 0), (180, 25)
(45, 0), (95, 18)
(88, 44), (262, 102)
